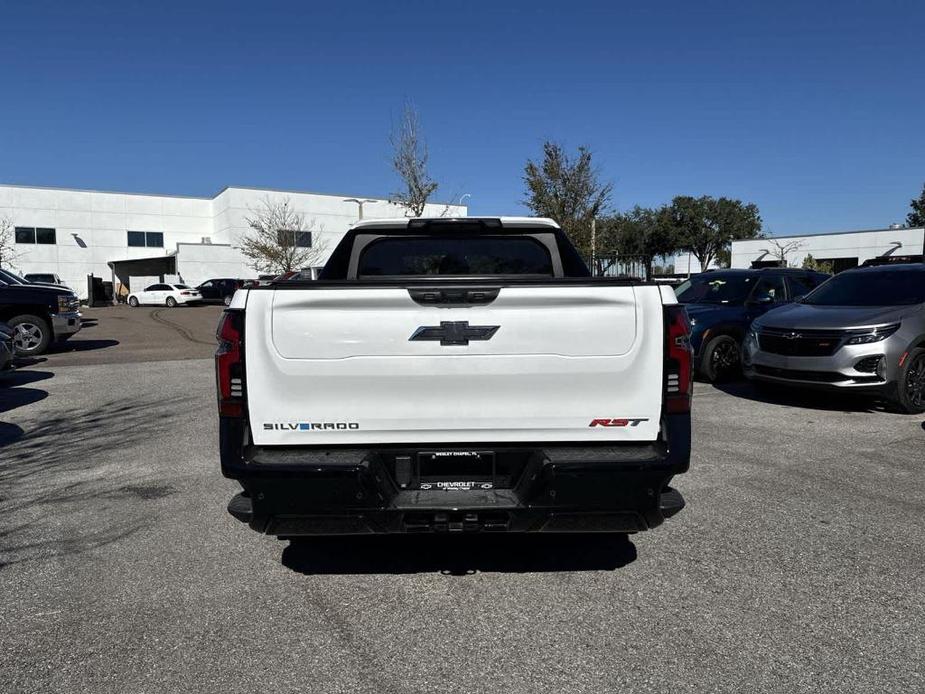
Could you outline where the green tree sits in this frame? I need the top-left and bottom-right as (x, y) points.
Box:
(802, 254), (833, 274)
(907, 182), (925, 227)
(522, 142), (612, 258)
(600, 206), (680, 280)
(666, 196), (762, 272)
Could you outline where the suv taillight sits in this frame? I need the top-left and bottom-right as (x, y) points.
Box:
(665, 305), (693, 414)
(216, 309), (244, 417)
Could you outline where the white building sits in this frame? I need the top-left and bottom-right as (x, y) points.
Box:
(732, 225), (925, 273)
(0, 184), (466, 299)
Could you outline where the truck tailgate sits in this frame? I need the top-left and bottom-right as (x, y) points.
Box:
(245, 284), (665, 445)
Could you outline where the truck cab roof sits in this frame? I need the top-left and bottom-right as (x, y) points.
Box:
(350, 217), (561, 231)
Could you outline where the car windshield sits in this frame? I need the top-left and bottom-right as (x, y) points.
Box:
(27, 274), (55, 282)
(0, 268), (28, 284)
(675, 274), (756, 304)
(800, 268), (925, 306)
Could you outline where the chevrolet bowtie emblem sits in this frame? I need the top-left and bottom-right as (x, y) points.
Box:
(410, 321), (500, 346)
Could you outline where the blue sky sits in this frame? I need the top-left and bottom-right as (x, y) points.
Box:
(0, 0), (922, 234)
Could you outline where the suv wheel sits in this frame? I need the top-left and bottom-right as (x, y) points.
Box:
(894, 347), (925, 414)
(9, 315), (52, 356)
(701, 335), (741, 383)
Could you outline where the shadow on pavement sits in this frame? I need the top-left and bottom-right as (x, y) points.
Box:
(48, 338), (119, 355)
(282, 532), (637, 576)
(712, 380), (889, 413)
(0, 370), (53, 416)
(0, 397), (189, 570)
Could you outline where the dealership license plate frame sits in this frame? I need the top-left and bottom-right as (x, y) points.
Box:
(416, 450), (495, 491)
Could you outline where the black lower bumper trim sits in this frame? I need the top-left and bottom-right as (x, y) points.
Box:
(659, 487), (685, 519)
(220, 414), (691, 536)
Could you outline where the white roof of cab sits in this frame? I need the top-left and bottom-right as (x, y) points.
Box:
(351, 216), (560, 230)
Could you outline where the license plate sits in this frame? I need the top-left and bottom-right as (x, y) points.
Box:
(417, 450), (494, 491)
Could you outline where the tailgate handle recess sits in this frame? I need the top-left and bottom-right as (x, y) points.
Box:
(408, 287), (500, 307)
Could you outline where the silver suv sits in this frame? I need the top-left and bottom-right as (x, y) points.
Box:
(743, 264), (925, 413)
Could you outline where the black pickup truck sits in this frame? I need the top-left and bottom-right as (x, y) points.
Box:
(0, 268), (82, 355)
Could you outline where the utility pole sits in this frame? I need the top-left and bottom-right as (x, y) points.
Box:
(590, 217), (597, 276)
(343, 198), (377, 220)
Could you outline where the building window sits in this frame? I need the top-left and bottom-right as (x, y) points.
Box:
(816, 257), (859, 274)
(36, 227), (56, 244)
(276, 229), (312, 248)
(128, 231), (164, 248)
(15, 227), (57, 244)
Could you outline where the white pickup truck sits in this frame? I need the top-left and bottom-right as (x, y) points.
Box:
(218, 217), (692, 536)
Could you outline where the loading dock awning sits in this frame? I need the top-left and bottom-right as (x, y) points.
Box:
(108, 255), (177, 294)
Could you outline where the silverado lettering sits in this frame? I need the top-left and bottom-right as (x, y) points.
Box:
(262, 422), (360, 430)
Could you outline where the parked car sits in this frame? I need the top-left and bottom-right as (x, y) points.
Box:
(0, 268), (82, 355)
(675, 268), (829, 382)
(218, 216), (693, 539)
(127, 283), (202, 307)
(24, 273), (65, 286)
(195, 278), (243, 306)
(743, 264), (925, 413)
(0, 321), (14, 376)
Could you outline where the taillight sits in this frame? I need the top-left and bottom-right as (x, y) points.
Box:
(216, 310), (244, 417)
(665, 305), (693, 414)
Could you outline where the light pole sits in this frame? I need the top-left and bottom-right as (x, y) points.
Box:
(590, 217), (597, 276)
(344, 198), (377, 220)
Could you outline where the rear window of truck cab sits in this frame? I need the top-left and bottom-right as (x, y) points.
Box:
(357, 236), (554, 277)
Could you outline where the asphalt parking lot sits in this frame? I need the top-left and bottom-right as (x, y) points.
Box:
(1, 309), (923, 693)
(33, 304), (223, 366)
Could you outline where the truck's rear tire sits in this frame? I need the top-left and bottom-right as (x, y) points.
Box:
(700, 335), (741, 383)
(9, 314), (52, 356)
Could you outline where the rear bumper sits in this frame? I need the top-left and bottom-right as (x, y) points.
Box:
(220, 414), (691, 535)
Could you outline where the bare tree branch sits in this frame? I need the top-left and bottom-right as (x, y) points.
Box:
(390, 102), (438, 217)
(765, 238), (804, 266)
(238, 197), (328, 275)
(0, 215), (23, 270)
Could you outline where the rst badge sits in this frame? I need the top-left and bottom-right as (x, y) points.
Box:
(589, 418), (649, 427)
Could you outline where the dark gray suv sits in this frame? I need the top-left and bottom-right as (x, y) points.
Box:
(743, 264), (925, 413)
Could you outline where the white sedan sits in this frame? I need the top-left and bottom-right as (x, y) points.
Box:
(127, 283), (202, 307)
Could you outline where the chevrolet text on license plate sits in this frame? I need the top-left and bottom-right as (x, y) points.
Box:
(417, 451), (494, 490)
